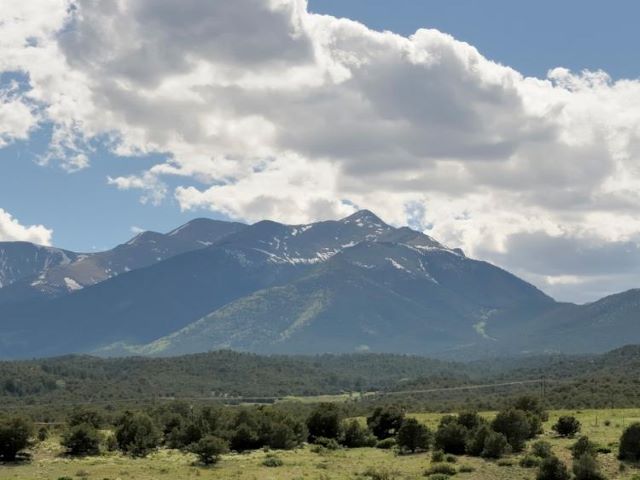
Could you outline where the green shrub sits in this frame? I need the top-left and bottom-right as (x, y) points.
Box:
(520, 454), (542, 468)
(531, 440), (553, 459)
(341, 419), (376, 448)
(492, 409), (531, 452)
(307, 403), (342, 442)
(445, 454), (457, 463)
(571, 436), (598, 460)
(190, 435), (228, 465)
(536, 456), (571, 480)
(367, 405), (405, 440)
(68, 408), (103, 429)
(435, 420), (468, 455)
(458, 465), (475, 473)
(114, 411), (161, 457)
(425, 463), (457, 476)
(0, 416), (34, 461)
(481, 431), (510, 459)
(428, 475), (451, 480)
(362, 466), (400, 480)
(375, 437), (396, 450)
(431, 449), (445, 462)
(573, 454), (605, 480)
(314, 436), (341, 450)
(37, 426), (48, 442)
(552, 416), (581, 438)
(619, 422), (640, 461)
(262, 453), (284, 467)
(61, 423), (101, 456)
(396, 418), (431, 453)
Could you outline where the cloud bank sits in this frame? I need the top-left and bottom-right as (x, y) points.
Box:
(3, 0), (640, 302)
(0, 209), (52, 245)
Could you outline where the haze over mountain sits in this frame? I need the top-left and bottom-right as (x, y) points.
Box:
(0, 210), (637, 360)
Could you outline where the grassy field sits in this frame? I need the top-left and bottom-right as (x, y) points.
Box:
(3, 409), (640, 480)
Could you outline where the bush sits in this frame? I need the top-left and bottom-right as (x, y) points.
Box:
(465, 424), (491, 457)
(573, 454), (606, 480)
(68, 408), (103, 429)
(481, 431), (510, 459)
(520, 454), (542, 468)
(396, 418), (431, 453)
(459, 465), (475, 473)
(571, 436), (598, 460)
(431, 449), (445, 462)
(362, 466), (400, 480)
(492, 409), (531, 452)
(531, 440), (553, 459)
(425, 463), (457, 476)
(341, 419), (376, 448)
(435, 419), (468, 454)
(552, 416), (581, 438)
(314, 436), (340, 450)
(115, 411), (161, 457)
(262, 453), (284, 467)
(428, 475), (451, 480)
(457, 411), (484, 430)
(37, 426), (48, 442)
(619, 422), (640, 461)
(307, 403), (342, 442)
(0, 416), (34, 461)
(367, 405), (405, 440)
(376, 437), (396, 450)
(191, 435), (228, 465)
(61, 423), (101, 456)
(536, 456), (571, 480)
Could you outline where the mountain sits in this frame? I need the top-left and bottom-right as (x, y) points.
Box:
(0, 218), (246, 304)
(0, 210), (637, 360)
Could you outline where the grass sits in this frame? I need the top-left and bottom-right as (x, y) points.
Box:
(3, 409), (640, 479)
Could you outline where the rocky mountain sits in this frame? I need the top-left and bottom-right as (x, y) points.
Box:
(0, 210), (637, 360)
(0, 218), (246, 305)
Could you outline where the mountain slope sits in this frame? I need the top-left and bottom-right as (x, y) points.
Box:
(0, 242), (78, 288)
(111, 239), (553, 356)
(0, 218), (245, 304)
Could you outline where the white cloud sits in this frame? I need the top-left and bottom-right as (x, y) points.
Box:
(2, 0), (640, 301)
(0, 209), (53, 245)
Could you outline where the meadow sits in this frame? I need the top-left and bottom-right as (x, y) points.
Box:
(3, 408), (640, 480)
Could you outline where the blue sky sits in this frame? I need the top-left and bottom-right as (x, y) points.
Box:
(2, 0), (640, 302)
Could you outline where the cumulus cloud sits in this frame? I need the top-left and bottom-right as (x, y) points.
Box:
(0, 209), (53, 245)
(2, 0), (640, 301)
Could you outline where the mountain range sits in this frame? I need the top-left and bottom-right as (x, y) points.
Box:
(0, 210), (637, 359)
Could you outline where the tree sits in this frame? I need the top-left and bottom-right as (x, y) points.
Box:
(573, 454), (606, 480)
(68, 408), (103, 429)
(492, 409), (531, 452)
(530, 440), (553, 459)
(0, 417), (33, 461)
(481, 431), (510, 459)
(465, 424), (491, 457)
(457, 411), (484, 430)
(619, 422), (640, 461)
(366, 405), (405, 440)
(536, 456), (571, 480)
(552, 416), (581, 438)
(61, 423), (101, 456)
(115, 411), (161, 457)
(307, 403), (342, 442)
(396, 418), (431, 453)
(571, 436), (598, 460)
(191, 435), (228, 465)
(435, 419), (468, 454)
(341, 420), (376, 448)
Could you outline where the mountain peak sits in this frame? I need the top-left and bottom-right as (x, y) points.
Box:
(341, 209), (387, 227)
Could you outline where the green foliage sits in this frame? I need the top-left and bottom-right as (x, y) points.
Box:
(520, 454), (542, 468)
(114, 411), (161, 457)
(552, 416), (581, 437)
(262, 453), (284, 467)
(573, 454), (606, 480)
(307, 403), (342, 442)
(61, 423), (101, 456)
(341, 419), (376, 448)
(530, 440), (553, 459)
(396, 418), (431, 453)
(375, 437), (396, 449)
(536, 456), (571, 480)
(465, 424), (491, 457)
(434, 417), (468, 454)
(366, 405), (405, 440)
(0, 416), (33, 461)
(619, 423), (640, 461)
(68, 408), (103, 429)
(190, 435), (228, 465)
(480, 431), (510, 459)
(491, 409), (531, 452)
(571, 436), (598, 460)
(37, 426), (48, 442)
(425, 463), (457, 476)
